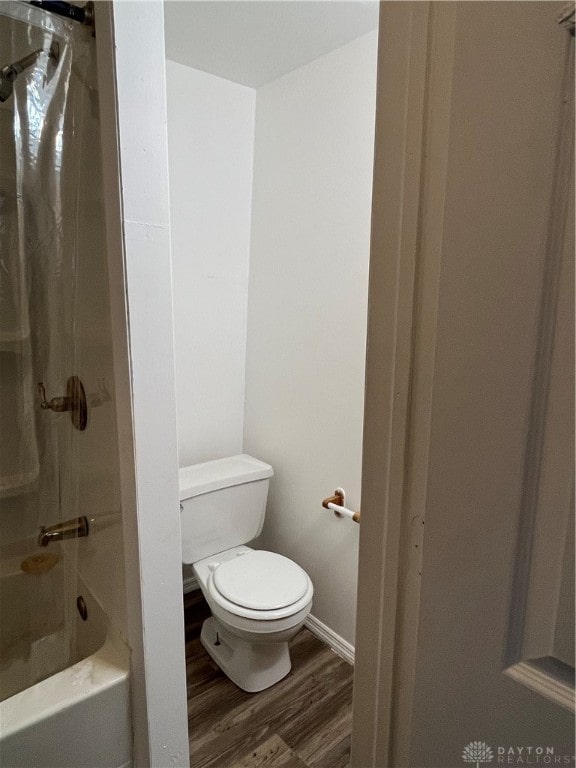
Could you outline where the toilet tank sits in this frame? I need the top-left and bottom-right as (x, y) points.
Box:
(179, 454), (273, 564)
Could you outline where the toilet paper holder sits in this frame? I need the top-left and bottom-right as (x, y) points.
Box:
(322, 488), (361, 523)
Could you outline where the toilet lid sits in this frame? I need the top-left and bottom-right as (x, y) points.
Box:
(212, 550), (309, 611)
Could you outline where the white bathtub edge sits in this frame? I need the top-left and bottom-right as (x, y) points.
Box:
(0, 624), (130, 738)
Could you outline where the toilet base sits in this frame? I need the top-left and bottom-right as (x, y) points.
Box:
(200, 616), (292, 692)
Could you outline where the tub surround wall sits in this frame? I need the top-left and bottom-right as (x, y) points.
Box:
(244, 31), (378, 646)
(167, 61), (256, 467)
(0, 8), (129, 759)
(0, 3), (126, 662)
(0, 29), (125, 633)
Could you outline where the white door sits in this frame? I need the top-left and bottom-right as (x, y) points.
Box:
(352, 3), (574, 767)
(408, 3), (574, 766)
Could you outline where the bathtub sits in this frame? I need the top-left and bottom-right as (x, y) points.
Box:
(0, 541), (131, 768)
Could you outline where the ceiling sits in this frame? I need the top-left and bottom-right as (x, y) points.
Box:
(163, 1), (379, 88)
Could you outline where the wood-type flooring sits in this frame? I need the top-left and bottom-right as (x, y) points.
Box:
(184, 590), (354, 768)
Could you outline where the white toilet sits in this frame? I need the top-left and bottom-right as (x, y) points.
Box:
(179, 454), (313, 692)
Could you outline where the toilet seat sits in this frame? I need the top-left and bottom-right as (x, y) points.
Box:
(213, 550), (309, 610)
(207, 550), (313, 621)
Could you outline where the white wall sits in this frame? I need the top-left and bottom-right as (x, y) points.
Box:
(166, 60), (255, 467)
(244, 31), (378, 645)
(97, 4), (189, 765)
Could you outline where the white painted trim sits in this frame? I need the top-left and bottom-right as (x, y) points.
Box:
(351, 4), (461, 766)
(505, 661), (575, 713)
(387, 5), (458, 766)
(305, 614), (355, 666)
(351, 5), (432, 767)
(505, 37), (575, 670)
(95, 4), (190, 767)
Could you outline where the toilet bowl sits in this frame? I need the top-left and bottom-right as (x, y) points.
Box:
(179, 455), (314, 692)
(193, 546), (313, 691)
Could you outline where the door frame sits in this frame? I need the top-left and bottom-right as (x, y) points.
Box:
(351, 3), (458, 765)
(352, 2), (575, 765)
(95, 3), (190, 766)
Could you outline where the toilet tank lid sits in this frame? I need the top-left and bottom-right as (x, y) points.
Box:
(179, 454), (273, 500)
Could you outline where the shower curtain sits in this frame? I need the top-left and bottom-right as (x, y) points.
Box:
(0, 3), (84, 503)
(0, 1), (92, 697)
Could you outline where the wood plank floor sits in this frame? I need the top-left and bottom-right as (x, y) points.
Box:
(184, 591), (354, 768)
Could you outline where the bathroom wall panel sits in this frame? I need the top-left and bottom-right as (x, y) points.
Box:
(244, 31), (378, 646)
(166, 60), (256, 467)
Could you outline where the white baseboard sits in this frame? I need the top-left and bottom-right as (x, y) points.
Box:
(183, 579), (355, 666)
(304, 614), (355, 666)
(183, 574), (199, 594)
